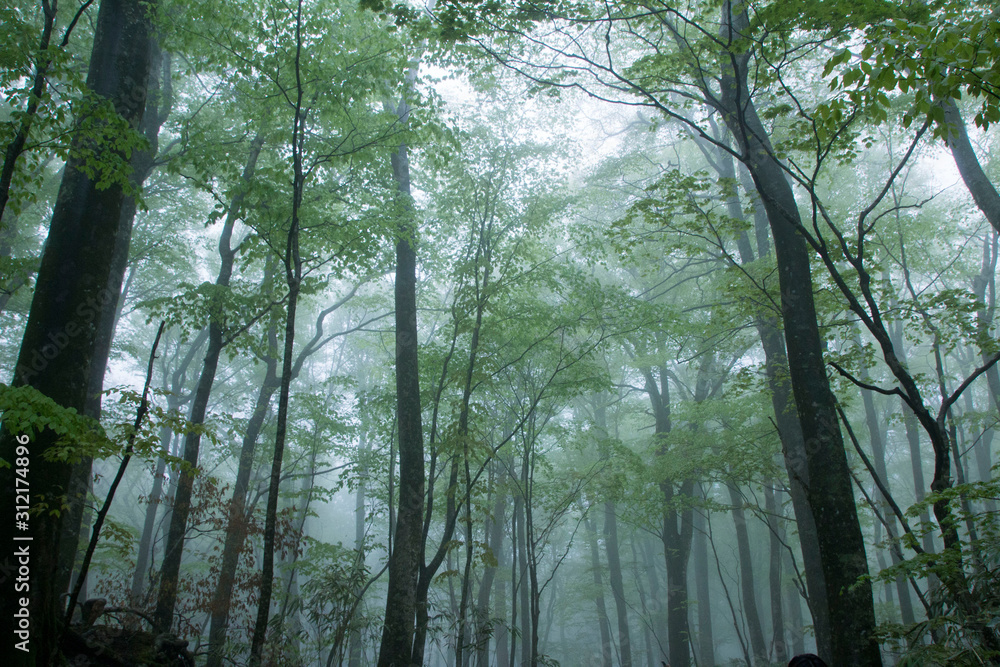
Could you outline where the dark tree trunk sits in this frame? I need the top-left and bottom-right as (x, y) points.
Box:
(249, 276), (300, 664)
(593, 395), (632, 667)
(725, 135), (832, 658)
(509, 492), (520, 667)
(131, 329), (206, 603)
(58, 40), (173, 608)
(518, 451), (532, 667)
(496, 545), (509, 667)
(247, 7), (309, 654)
(377, 82), (426, 665)
(859, 374), (915, 626)
(662, 495), (693, 667)
(718, 6), (880, 664)
(153, 133), (263, 634)
(206, 293), (279, 667)
(641, 365), (693, 667)
(640, 538), (669, 664)
(0, 2), (155, 664)
(0, 0), (57, 222)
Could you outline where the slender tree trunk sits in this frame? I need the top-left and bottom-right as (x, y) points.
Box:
(349, 424), (371, 667)
(859, 377), (915, 626)
(133, 451), (167, 600)
(131, 329), (207, 602)
(476, 481), (506, 667)
(247, 5), (308, 656)
(692, 507), (714, 667)
(496, 544), (509, 667)
(785, 564), (806, 656)
(153, 133), (263, 634)
(941, 99), (1000, 235)
(509, 492), (520, 667)
(640, 538), (669, 664)
(0, 2), (155, 663)
(584, 513), (614, 667)
(604, 502), (633, 667)
(591, 395), (632, 667)
(764, 484), (788, 664)
(718, 6), (880, 664)
(726, 138), (832, 658)
(0, 0), (58, 222)
(519, 450), (533, 667)
(628, 538), (654, 667)
(886, 306), (936, 557)
(377, 55), (426, 667)
(206, 287), (278, 667)
(725, 481), (767, 664)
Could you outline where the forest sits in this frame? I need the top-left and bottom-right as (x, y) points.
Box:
(1, 0), (999, 666)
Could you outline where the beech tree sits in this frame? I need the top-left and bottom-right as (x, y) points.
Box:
(0, 1), (156, 664)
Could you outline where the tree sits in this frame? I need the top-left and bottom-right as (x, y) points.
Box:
(0, 1), (156, 664)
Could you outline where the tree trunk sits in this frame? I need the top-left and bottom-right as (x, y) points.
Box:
(592, 394), (632, 667)
(626, 537), (653, 667)
(640, 364), (693, 667)
(584, 513), (614, 667)
(691, 507), (714, 667)
(59, 48), (172, 592)
(859, 377), (915, 626)
(973, 232), (999, 510)
(349, 423), (371, 667)
(0, 0), (57, 222)
(718, 6), (880, 664)
(519, 450), (533, 667)
(785, 563), (806, 656)
(764, 484), (788, 664)
(377, 55), (426, 666)
(206, 292), (279, 667)
(725, 481), (767, 664)
(727, 138), (832, 659)
(941, 98), (1000, 235)
(153, 133), (263, 634)
(476, 481), (506, 667)
(0, 2), (155, 663)
(496, 544), (509, 667)
(604, 501), (633, 667)
(132, 329), (207, 602)
(247, 7), (309, 654)
(639, 537), (669, 665)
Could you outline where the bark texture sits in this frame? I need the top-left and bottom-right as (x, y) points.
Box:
(718, 5), (880, 664)
(0, 2), (155, 664)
